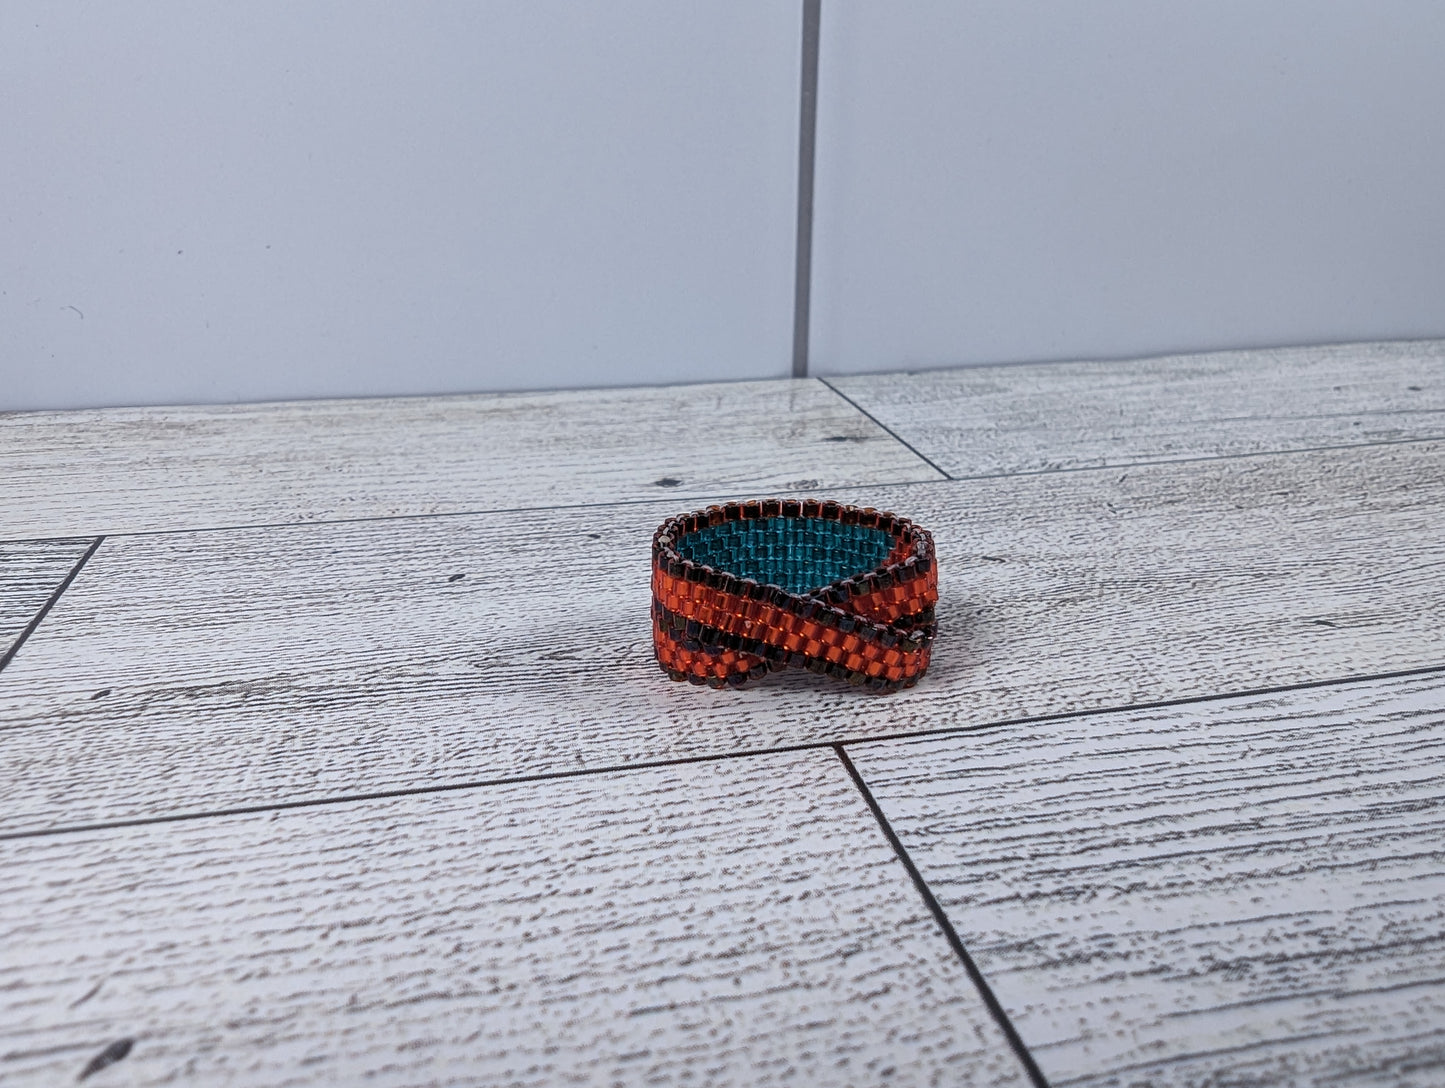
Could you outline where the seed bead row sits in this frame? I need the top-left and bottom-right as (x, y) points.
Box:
(650, 498), (938, 692)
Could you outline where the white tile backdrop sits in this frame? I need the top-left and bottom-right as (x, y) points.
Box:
(811, 1), (1445, 374)
(1, 1), (801, 410)
(3, 0), (1444, 410)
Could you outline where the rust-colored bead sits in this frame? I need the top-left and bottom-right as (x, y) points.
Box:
(649, 498), (939, 693)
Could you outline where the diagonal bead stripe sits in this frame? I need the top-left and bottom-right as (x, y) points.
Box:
(651, 498), (938, 691)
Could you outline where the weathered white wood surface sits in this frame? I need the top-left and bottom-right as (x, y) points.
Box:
(0, 538), (94, 668)
(0, 750), (1029, 1088)
(0, 380), (942, 539)
(847, 672), (1445, 1088)
(829, 339), (1445, 478)
(2, 441), (1441, 834)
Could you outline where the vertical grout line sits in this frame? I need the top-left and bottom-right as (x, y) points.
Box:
(792, 0), (822, 379)
(834, 744), (1054, 1088)
(0, 536), (105, 674)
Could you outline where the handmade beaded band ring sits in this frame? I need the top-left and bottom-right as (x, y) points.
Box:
(651, 498), (938, 692)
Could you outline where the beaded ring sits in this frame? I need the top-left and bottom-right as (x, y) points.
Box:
(651, 498), (937, 692)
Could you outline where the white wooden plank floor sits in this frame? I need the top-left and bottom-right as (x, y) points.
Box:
(2, 340), (1443, 1087)
(829, 338), (1445, 478)
(0, 751), (1029, 1088)
(847, 673), (1445, 1087)
(2, 441), (1440, 835)
(0, 379), (943, 539)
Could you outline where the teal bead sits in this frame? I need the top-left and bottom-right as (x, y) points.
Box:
(675, 515), (892, 594)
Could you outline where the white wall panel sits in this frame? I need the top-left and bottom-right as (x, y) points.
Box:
(811, 1), (1445, 374)
(1, 2), (799, 410)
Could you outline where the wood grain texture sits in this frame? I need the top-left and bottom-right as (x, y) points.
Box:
(829, 339), (1445, 478)
(0, 379), (943, 540)
(2, 440), (1442, 834)
(0, 538), (94, 666)
(847, 672), (1445, 1088)
(0, 750), (1029, 1088)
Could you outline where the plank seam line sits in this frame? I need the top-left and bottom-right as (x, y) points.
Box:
(818, 377), (954, 479)
(0, 532), (101, 547)
(834, 744), (1052, 1088)
(915, 433), (1445, 484)
(4, 432), (1442, 546)
(0, 536), (104, 675)
(0, 473), (943, 545)
(7, 660), (1444, 842)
